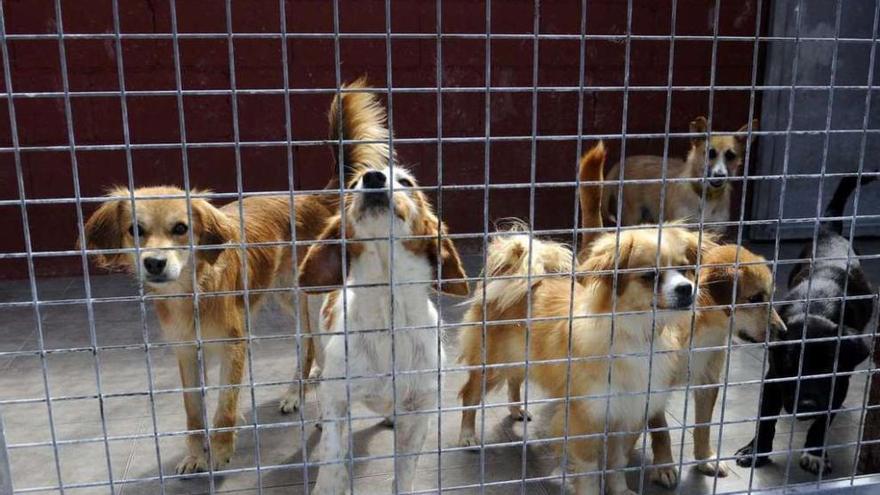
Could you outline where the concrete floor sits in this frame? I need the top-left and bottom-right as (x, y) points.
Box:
(0, 245), (878, 495)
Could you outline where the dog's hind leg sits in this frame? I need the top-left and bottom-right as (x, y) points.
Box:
(458, 368), (502, 447)
(393, 393), (434, 494)
(693, 385), (729, 477)
(648, 413), (678, 488)
(175, 346), (209, 474)
(279, 293), (316, 414)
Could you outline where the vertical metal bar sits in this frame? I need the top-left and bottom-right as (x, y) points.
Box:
(559, 0), (589, 489)
(276, 0), (313, 490)
(109, 0), (167, 491)
(223, 2), (264, 492)
(0, 3), (67, 493)
(434, 0), (445, 492)
(168, 1), (216, 490)
(0, 406), (13, 495)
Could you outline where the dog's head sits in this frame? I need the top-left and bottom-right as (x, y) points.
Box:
(775, 314), (870, 416)
(82, 186), (236, 288)
(699, 245), (786, 343)
(688, 116), (757, 189)
(581, 227), (702, 316)
(299, 165), (469, 296)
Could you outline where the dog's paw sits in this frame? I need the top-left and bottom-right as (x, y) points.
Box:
(458, 431), (480, 448)
(735, 442), (771, 468)
(696, 455), (730, 477)
(650, 465), (679, 488)
(509, 406), (532, 422)
(279, 390), (301, 414)
(799, 452), (831, 475)
(175, 453), (209, 475)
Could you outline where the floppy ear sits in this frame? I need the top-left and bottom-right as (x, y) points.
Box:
(582, 233), (633, 295)
(298, 215), (347, 293)
(192, 198), (237, 265)
(82, 192), (127, 270)
(427, 222), (470, 296)
(701, 263), (735, 314)
(689, 116), (708, 145)
(736, 119), (759, 146)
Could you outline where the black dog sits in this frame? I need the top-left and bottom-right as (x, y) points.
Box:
(735, 174), (876, 474)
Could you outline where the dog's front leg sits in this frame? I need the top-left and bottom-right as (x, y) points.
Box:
(175, 346), (209, 474)
(211, 341), (245, 470)
(800, 414), (835, 474)
(605, 433), (638, 495)
(314, 381), (351, 495)
(647, 413), (678, 488)
(279, 292), (315, 414)
(735, 376), (783, 468)
(693, 386), (729, 477)
(393, 394), (435, 494)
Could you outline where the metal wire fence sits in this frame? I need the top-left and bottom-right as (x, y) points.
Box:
(0, 0), (879, 494)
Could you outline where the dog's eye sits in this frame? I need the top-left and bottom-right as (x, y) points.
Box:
(171, 223), (188, 236)
(724, 149), (737, 161)
(128, 224), (145, 237)
(641, 270), (657, 283)
(708, 148), (717, 160)
(748, 293), (766, 304)
(398, 178), (414, 188)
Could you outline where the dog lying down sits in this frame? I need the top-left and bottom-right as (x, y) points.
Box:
(735, 174), (878, 475)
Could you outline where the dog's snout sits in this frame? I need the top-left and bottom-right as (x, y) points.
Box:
(363, 171), (386, 189)
(143, 257), (167, 276)
(674, 282), (694, 299)
(711, 169), (728, 178)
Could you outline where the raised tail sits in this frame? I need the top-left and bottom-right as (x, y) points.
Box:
(825, 173), (877, 234)
(578, 141), (606, 258)
(327, 76), (396, 186)
(470, 230), (573, 315)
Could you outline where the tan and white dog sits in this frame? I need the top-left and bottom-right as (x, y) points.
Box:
(83, 186), (332, 474)
(298, 81), (470, 494)
(602, 117), (758, 228)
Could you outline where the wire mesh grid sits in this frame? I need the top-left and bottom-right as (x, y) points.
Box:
(1, 0), (880, 494)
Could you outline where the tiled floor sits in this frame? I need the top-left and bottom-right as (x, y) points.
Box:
(1, 244), (878, 494)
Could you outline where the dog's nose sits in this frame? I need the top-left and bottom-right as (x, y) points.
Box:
(674, 283), (694, 299)
(143, 257), (167, 275)
(711, 169), (727, 178)
(362, 171), (386, 189)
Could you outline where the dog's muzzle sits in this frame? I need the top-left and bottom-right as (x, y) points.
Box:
(669, 282), (695, 309)
(361, 170), (389, 209)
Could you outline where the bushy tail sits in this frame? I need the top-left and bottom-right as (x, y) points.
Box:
(578, 141), (606, 258)
(327, 76), (396, 185)
(825, 173), (877, 234)
(469, 228), (573, 315)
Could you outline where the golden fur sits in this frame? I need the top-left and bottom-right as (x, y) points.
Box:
(83, 186), (332, 474)
(601, 117), (758, 227)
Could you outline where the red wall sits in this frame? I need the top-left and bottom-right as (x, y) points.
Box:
(0, 0), (763, 279)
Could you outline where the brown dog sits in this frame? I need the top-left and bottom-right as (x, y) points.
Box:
(602, 117), (758, 228)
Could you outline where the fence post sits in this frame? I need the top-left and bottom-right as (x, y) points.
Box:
(859, 333), (880, 473)
(0, 406), (13, 495)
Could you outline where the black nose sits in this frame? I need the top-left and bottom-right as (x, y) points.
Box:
(711, 170), (727, 178)
(674, 283), (693, 299)
(362, 171), (386, 189)
(143, 257), (166, 275)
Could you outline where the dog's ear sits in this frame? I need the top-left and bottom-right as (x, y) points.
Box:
(192, 197), (237, 265)
(82, 190), (128, 270)
(298, 215), (348, 293)
(701, 262), (735, 315)
(427, 221), (470, 297)
(582, 233), (633, 295)
(736, 119), (759, 146)
(838, 328), (870, 370)
(689, 116), (708, 145)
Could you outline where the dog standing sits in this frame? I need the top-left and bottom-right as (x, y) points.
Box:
(601, 117), (757, 228)
(298, 82), (469, 494)
(735, 175), (877, 474)
(83, 187), (332, 474)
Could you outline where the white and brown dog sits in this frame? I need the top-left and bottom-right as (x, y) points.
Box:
(298, 82), (470, 494)
(83, 186), (332, 474)
(602, 117), (757, 228)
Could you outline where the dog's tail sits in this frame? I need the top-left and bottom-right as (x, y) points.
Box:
(327, 76), (396, 185)
(469, 227), (573, 315)
(578, 141), (606, 258)
(825, 173), (877, 234)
